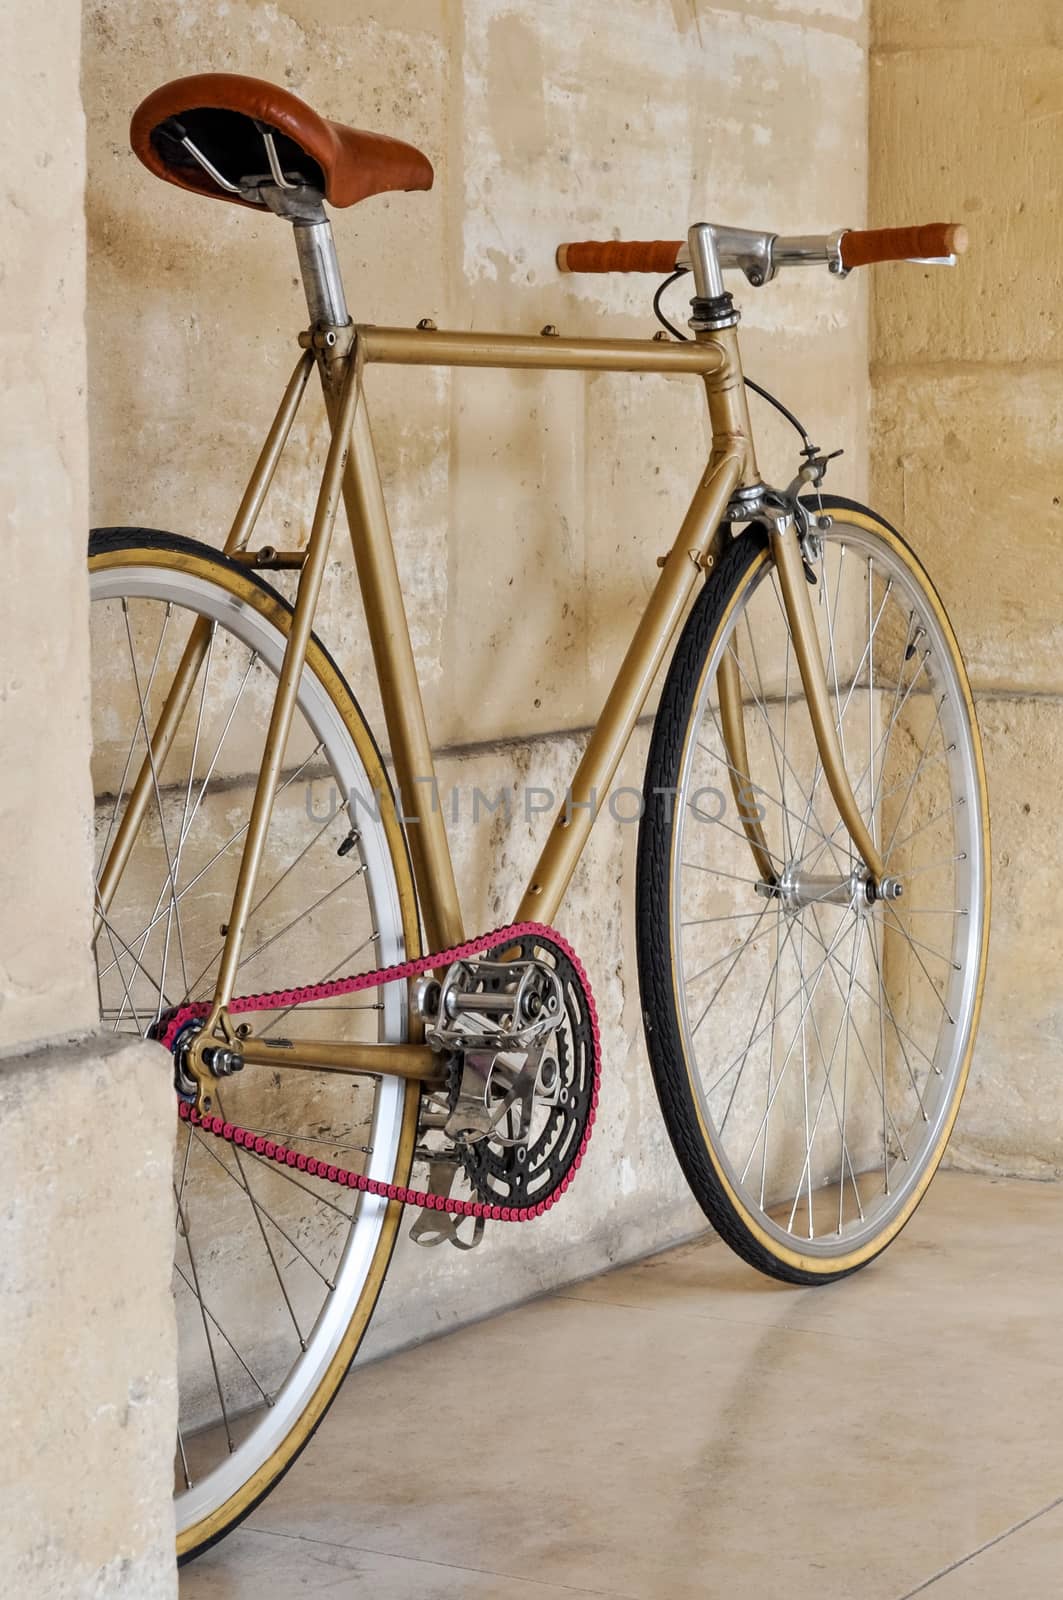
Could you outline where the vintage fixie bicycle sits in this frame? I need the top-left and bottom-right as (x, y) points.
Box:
(89, 74), (989, 1560)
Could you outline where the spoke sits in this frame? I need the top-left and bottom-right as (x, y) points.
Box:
(898, 853), (964, 885)
(687, 903), (772, 1037)
(881, 913), (960, 968)
(869, 913), (890, 1190)
(738, 613), (791, 856)
(683, 901), (771, 996)
(837, 914), (865, 1230)
(696, 728), (844, 858)
(96, 599), (172, 873)
(152, 623), (217, 1027)
(783, 919), (872, 1237)
(681, 908), (778, 929)
(758, 908), (785, 1209)
(95, 893), (175, 1015)
(123, 602), (191, 1001)
(232, 1142), (360, 1222)
(96, 743), (325, 985)
(791, 745), (950, 876)
(866, 923), (931, 1114)
(237, 807), (341, 932)
(793, 571), (893, 869)
(214, 1089), (306, 1350)
(887, 796), (964, 862)
(799, 919), (813, 1235)
(684, 794), (784, 867)
(803, 907), (921, 1149)
(257, 932), (378, 1036)
(106, 645), (262, 1000)
(882, 696), (950, 860)
(173, 1263), (274, 1407)
(173, 1182), (234, 1454)
(717, 910), (800, 1136)
(867, 558), (877, 853)
(218, 1123), (373, 1155)
(705, 931), (837, 1099)
(100, 914), (147, 1036)
(680, 859), (766, 891)
(882, 905), (957, 1024)
(183, 865), (367, 1002)
(193, 1129), (336, 1290)
(868, 642), (930, 823)
(736, 912), (856, 1185)
(174, 1120), (194, 1238)
(772, 579), (794, 861)
(721, 646), (851, 876)
(176, 1424), (193, 1491)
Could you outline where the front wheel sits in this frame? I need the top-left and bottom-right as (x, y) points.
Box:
(637, 498), (990, 1283)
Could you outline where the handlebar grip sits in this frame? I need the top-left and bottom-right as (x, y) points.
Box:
(839, 223), (968, 269)
(556, 240), (683, 274)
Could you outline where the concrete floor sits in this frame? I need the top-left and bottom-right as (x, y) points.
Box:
(181, 1172), (1063, 1599)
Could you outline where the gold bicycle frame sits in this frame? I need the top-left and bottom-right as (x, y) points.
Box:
(96, 219), (882, 1104)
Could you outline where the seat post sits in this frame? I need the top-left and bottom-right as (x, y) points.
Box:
(259, 182), (350, 327)
(294, 218), (349, 327)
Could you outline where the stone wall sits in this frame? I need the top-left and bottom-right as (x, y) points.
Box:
(83, 0), (871, 1349)
(869, 0), (1063, 1177)
(0, 3), (177, 1593)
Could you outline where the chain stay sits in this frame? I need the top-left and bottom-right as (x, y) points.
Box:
(168, 920), (601, 1225)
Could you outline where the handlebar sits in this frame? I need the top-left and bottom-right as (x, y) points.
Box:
(838, 223), (967, 269)
(556, 223), (968, 282)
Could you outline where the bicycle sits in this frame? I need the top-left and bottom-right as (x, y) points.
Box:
(90, 72), (990, 1562)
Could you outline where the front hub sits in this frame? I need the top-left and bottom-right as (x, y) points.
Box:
(757, 866), (903, 915)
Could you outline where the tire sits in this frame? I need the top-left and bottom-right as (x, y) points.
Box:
(88, 529), (421, 1560)
(636, 498), (990, 1284)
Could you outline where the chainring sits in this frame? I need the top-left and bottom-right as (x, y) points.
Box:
(448, 932), (596, 1209)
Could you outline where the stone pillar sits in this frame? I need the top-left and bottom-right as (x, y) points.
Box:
(870, 2), (1063, 1175)
(0, 2), (178, 1593)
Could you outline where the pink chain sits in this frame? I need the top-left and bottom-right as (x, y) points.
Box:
(165, 921), (601, 1224)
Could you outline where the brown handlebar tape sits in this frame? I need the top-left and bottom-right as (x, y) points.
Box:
(839, 223), (968, 270)
(556, 240), (683, 274)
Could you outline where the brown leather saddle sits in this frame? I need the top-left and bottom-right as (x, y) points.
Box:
(130, 72), (433, 211)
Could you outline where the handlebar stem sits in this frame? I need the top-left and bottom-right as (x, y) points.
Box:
(682, 223), (847, 289)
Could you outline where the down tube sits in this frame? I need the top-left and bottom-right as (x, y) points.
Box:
(516, 450), (744, 925)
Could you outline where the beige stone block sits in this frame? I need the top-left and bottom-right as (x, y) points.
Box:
(0, 0), (98, 1047)
(873, 0), (1063, 49)
(0, 1033), (177, 1597)
(947, 694), (1063, 1179)
(870, 366), (1063, 695)
(869, 46), (1063, 366)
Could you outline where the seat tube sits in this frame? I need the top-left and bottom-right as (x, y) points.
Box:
(290, 210), (465, 954)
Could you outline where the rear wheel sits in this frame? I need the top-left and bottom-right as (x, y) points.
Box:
(637, 499), (990, 1282)
(89, 529), (421, 1560)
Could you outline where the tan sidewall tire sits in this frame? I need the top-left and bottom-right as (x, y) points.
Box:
(89, 538), (422, 1559)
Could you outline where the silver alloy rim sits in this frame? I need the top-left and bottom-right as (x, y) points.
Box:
(670, 520), (985, 1258)
(90, 562), (409, 1534)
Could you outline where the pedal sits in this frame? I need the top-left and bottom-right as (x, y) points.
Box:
(407, 1155), (485, 1251)
(442, 1045), (543, 1147)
